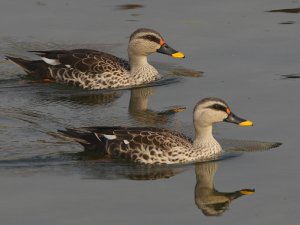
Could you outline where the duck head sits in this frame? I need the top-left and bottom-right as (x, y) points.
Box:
(193, 98), (253, 128)
(128, 28), (185, 58)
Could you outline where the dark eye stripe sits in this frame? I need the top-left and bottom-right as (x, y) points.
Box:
(208, 104), (227, 112)
(139, 35), (161, 44)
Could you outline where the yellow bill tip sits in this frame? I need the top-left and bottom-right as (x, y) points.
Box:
(172, 52), (185, 58)
(239, 120), (253, 126)
(240, 189), (255, 195)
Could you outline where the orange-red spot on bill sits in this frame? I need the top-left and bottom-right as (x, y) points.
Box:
(226, 107), (231, 114)
(160, 39), (165, 46)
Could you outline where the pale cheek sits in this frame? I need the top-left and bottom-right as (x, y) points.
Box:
(195, 112), (211, 126)
(146, 42), (159, 49)
(206, 112), (225, 124)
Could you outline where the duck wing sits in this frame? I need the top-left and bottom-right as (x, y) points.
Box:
(30, 49), (130, 74)
(88, 126), (192, 149)
(58, 126), (193, 161)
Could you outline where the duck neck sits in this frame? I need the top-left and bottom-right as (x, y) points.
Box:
(128, 54), (149, 69)
(128, 54), (159, 83)
(193, 124), (221, 153)
(194, 125), (214, 145)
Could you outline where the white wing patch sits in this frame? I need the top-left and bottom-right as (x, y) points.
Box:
(65, 65), (71, 68)
(123, 140), (129, 144)
(103, 134), (117, 140)
(94, 133), (102, 142)
(41, 57), (60, 65)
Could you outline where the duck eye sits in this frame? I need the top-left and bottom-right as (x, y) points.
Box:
(211, 104), (227, 112)
(142, 35), (160, 44)
(212, 104), (221, 109)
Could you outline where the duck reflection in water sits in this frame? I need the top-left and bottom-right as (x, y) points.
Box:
(129, 86), (185, 125)
(77, 162), (188, 180)
(75, 159), (254, 216)
(61, 90), (122, 106)
(194, 161), (254, 216)
(51, 85), (184, 124)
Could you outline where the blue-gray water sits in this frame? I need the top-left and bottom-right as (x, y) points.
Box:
(0, 0), (299, 224)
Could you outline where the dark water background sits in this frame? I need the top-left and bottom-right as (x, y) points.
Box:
(0, 0), (299, 224)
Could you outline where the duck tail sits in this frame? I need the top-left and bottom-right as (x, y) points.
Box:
(5, 56), (51, 78)
(56, 128), (106, 153)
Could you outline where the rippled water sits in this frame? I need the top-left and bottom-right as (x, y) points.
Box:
(1, 0), (300, 224)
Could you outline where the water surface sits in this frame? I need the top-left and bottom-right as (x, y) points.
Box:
(1, 0), (299, 224)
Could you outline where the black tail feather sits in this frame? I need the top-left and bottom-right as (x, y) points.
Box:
(57, 128), (107, 154)
(6, 56), (51, 78)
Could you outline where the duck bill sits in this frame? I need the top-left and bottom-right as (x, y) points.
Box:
(224, 112), (253, 126)
(156, 43), (185, 58)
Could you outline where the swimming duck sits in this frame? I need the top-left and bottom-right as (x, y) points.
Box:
(57, 98), (253, 164)
(5, 28), (185, 90)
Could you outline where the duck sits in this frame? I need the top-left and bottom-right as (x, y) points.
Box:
(5, 28), (185, 90)
(56, 97), (253, 164)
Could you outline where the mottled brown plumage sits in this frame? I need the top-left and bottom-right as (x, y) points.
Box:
(59, 126), (193, 164)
